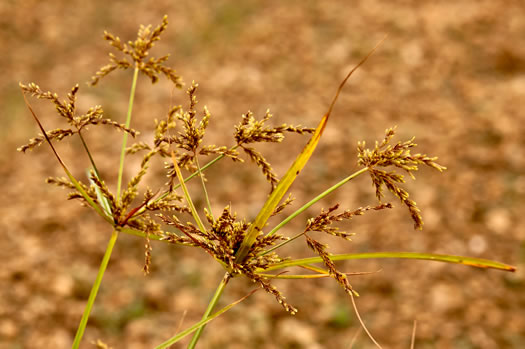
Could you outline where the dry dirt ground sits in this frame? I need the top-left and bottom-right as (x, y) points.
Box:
(1, 1), (524, 348)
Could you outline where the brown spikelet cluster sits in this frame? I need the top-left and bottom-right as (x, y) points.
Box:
(358, 126), (446, 229)
(271, 194), (295, 217)
(133, 82), (241, 191)
(88, 170), (119, 216)
(234, 110), (314, 191)
(159, 206), (298, 313)
(143, 232), (152, 275)
(91, 15), (183, 87)
(154, 82), (233, 172)
(142, 189), (188, 213)
(305, 234), (356, 296)
(46, 176), (98, 204)
(18, 83), (137, 153)
(244, 270), (298, 314)
(121, 148), (158, 212)
(301, 203), (392, 295)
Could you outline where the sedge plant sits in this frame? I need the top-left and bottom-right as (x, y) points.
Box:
(18, 16), (516, 348)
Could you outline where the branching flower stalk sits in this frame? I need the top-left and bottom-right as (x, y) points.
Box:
(18, 16), (515, 349)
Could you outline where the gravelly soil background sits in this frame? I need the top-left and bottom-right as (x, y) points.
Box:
(1, 1), (524, 348)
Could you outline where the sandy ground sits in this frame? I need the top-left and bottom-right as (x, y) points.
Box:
(1, 1), (524, 348)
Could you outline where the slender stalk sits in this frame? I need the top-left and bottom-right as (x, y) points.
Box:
(132, 148), (237, 219)
(268, 167), (368, 237)
(195, 155), (214, 222)
(261, 231), (306, 257)
(259, 167), (369, 256)
(72, 230), (119, 349)
(78, 131), (113, 216)
(78, 131), (101, 176)
(172, 153), (206, 233)
(116, 66), (140, 199)
(187, 272), (230, 349)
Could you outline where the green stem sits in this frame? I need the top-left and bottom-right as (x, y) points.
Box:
(116, 66), (140, 199)
(66, 167), (112, 224)
(72, 230), (119, 349)
(268, 167), (368, 237)
(78, 131), (100, 175)
(187, 272), (230, 349)
(79, 131), (113, 215)
(133, 148), (237, 219)
(260, 230), (306, 257)
(195, 155), (214, 222)
(79, 134), (113, 217)
(172, 154), (207, 233)
(259, 167), (368, 256)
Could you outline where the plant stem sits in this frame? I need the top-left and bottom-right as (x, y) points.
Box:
(116, 66), (140, 199)
(195, 155), (214, 222)
(187, 272), (230, 349)
(78, 131), (101, 177)
(259, 167), (369, 256)
(72, 230), (119, 349)
(132, 147), (238, 219)
(269, 167), (368, 237)
(172, 153), (207, 233)
(79, 131), (113, 216)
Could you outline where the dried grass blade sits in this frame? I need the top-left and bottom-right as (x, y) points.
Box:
(235, 38), (386, 263)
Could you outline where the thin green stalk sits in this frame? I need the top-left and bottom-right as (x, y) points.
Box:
(118, 226), (161, 240)
(78, 131), (113, 216)
(78, 131), (101, 178)
(195, 155), (214, 222)
(172, 153), (206, 233)
(132, 148), (236, 218)
(72, 230), (119, 349)
(66, 167), (112, 223)
(187, 272), (230, 349)
(260, 230), (306, 257)
(116, 66), (140, 199)
(259, 167), (368, 256)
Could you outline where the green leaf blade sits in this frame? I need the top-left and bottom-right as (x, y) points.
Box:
(235, 112), (330, 262)
(263, 252), (516, 272)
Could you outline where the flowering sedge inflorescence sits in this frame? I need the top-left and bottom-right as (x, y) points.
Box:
(18, 16), (445, 319)
(357, 127), (446, 230)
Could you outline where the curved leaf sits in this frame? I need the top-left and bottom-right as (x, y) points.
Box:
(263, 252), (516, 272)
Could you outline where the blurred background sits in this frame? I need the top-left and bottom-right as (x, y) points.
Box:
(1, 1), (524, 348)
